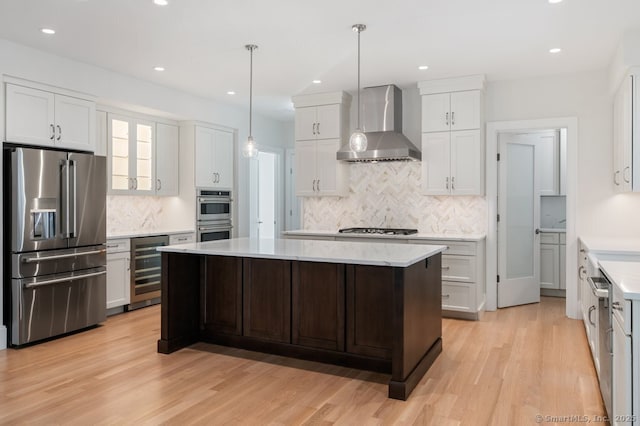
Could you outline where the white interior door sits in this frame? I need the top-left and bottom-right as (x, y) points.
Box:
(257, 151), (277, 239)
(498, 133), (540, 308)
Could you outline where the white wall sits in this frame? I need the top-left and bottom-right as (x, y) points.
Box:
(0, 38), (289, 348)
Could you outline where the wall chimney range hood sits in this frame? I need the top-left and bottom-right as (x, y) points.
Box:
(337, 84), (421, 162)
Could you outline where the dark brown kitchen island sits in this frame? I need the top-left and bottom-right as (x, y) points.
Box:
(156, 238), (445, 400)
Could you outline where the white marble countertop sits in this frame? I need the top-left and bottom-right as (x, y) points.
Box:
(579, 236), (640, 256)
(282, 230), (486, 242)
(108, 228), (195, 239)
(158, 237), (447, 267)
(599, 260), (640, 300)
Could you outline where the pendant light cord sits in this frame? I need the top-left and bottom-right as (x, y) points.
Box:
(357, 28), (361, 130)
(249, 46), (254, 137)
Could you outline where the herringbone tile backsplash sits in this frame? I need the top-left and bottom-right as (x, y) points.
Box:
(303, 162), (487, 234)
(107, 195), (164, 234)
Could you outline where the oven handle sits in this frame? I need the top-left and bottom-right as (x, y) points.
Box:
(21, 249), (107, 263)
(23, 270), (107, 289)
(587, 276), (609, 298)
(198, 197), (232, 203)
(199, 225), (233, 232)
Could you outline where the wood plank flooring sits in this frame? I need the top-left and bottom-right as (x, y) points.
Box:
(0, 297), (605, 425)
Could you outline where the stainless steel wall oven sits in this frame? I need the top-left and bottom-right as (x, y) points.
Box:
(196, 189), (232, 242)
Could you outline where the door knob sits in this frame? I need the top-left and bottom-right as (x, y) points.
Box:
(535, 228), (540, 235)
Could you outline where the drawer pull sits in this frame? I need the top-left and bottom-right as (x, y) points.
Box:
(612, 302), (623, 312)
(107, 244), (119, 248)
(442, 266), (450, 270)
(442, 294), (450, 299)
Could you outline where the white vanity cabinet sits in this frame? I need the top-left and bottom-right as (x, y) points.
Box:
(106, 238), (131, 310)
(5, 81), (96, 152)
(292, 92), (351, 197)
(419, 76), (485, 196)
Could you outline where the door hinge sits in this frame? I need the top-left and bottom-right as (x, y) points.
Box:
(497, 275), (500, 283)
(497, 214), (500, 222)
(497, 153), (500, 161)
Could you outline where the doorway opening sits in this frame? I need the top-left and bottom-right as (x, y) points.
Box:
(486, 117), (578, 319)
(249, 149), (283, 239)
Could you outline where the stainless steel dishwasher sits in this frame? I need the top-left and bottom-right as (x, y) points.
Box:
(129, 235), (169, 310)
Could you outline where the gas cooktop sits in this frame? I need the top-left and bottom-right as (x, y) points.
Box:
(338, 227), (418, 235)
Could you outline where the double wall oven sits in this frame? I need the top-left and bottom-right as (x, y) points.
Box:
(196, 189), (232, 242)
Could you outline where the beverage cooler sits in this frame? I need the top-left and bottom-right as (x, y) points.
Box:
(129, 235), (168, 308)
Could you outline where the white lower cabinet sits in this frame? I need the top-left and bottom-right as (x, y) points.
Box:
(612, 315), (632, 425)
(169, 232), (195, 245)
(106, 239), (131, 310)
(417, 239), (485, 319)
(540, 232), (566, 291)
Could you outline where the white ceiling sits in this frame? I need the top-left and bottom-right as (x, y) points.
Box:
(1, 0), (639, 121)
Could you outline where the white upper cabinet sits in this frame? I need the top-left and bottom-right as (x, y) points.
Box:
(95, 110), (108, 156)
(421, 90), (481, 133)
(419, 76), (486, 196)
(292, 91), (351, 197)
(6, 82), (96, 152)
(107, 114), (155, 195)
(422, 130), (482, 196)
(295, 104), (341, 141)
(613, 74), (633, 192)
(156, 123), (180, 196)
(194, 125), (234, 189)
(536, 131), (560, 196)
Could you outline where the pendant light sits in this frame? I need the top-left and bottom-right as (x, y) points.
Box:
(349, 24), (367, 153)
(242, 44), (259, 158)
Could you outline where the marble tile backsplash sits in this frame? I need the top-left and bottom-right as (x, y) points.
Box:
(107, 195), (165, 235)
(303, 162), (487, 234)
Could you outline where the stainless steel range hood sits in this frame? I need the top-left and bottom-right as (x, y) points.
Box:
(337, 84), (421, 162)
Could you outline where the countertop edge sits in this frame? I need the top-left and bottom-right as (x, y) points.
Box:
(598, 260), (640, 301)
(108, 229), (196, 239)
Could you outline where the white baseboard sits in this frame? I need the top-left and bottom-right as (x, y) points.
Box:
(0, 325), (6, 350)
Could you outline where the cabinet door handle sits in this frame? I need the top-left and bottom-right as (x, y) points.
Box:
(445, 112), (449, 126)
(451, 111), (455, 126)
(134, 178), (138, 190)
(156, 179), (162, 191)
(614, 170), (621, 186)
(612, 301), (623, 312)
(317, 122), (320, 135)
(446, 177), (449, 190)
(312, 179), (317, 192)
(217, 173), (220, 183)
(317, 179), (320, 192)
(50, 124), (55, 140)
(451, 176), (455, 190)
(578, 265), (586, 280)
(56, 125), (62, 141)
(312, 123), (316, 135)
(623, 166), (631, 183)
(588, 305), (596, 326)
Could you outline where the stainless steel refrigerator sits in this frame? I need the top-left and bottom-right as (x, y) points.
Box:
(3, 146), (107, 346)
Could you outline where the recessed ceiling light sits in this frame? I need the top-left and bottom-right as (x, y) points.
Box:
(227, 91), (236, 95)
(312, 80), (322, 84)
(153, 0), (168, 5)
(549, 48), (562, 54)
(418, 65), (429, 70)
(154, 66), (165, 71)
(41, 28), (56, 35)
(548, 0), (563, 3)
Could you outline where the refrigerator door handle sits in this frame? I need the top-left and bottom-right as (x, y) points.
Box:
(69, 159), (77, 238)
(21, 248), (107, 263)
(23, 270), (106, 289)
(61, 159), (71, 238)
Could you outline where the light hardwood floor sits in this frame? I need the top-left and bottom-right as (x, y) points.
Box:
(0, 297), (605, 425)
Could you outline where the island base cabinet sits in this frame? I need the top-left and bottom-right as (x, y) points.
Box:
(243, 258), (291, 343)
(292, 262), (345, 351)
(203, 256), (242, 336)
(346, 265), (394, 360)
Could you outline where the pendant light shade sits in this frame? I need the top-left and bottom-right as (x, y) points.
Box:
(242, 44), (259, 158)
(350, 24), (367, 153)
